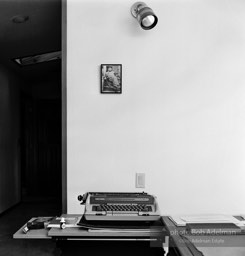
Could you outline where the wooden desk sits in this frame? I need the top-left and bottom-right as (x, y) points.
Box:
(13, 216), (165, 241)
(52, 214), (166, 255)
(14, 215), (166, 256)
(49, 214), (164, 240)
(162, 216), (245, 256)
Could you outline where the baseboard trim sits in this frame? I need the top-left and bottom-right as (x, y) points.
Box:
(0, 201), (21, 217)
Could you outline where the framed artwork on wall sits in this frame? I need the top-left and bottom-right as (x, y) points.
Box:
(101, 64), (122, 94)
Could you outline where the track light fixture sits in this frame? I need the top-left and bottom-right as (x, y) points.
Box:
(131, 2), (158, 30)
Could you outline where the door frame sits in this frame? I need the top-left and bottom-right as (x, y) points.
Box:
(62, 0), (67, 213)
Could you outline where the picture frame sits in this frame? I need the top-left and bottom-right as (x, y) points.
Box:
(101, 64), (122, 94)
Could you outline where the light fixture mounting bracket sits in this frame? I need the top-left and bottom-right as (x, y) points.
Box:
(131, 2), (146, 18)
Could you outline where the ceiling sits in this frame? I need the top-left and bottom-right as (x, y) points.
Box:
(0, 0), (61, 81)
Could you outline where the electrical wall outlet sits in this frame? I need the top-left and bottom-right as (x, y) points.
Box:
(135, 173), (145, 188)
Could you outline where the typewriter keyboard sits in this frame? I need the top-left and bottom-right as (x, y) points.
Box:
(92, 204), (152, 212)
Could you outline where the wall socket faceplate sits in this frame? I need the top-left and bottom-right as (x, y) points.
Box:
(135, 173), (145, 188)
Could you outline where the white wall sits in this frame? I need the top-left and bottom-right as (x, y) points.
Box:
(67, 0), (245, 215)
(0, 65), (20, 214)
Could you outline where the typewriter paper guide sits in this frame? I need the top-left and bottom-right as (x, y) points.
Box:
(83, 192), (161, 221)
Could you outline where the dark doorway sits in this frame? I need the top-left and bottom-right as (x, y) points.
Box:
(0, 0), (62, 212)
(21, 93), (62, 203)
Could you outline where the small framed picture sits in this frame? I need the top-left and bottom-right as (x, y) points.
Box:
(101, 64), (122, 94)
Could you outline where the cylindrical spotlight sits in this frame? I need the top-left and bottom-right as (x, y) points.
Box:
(131, 2), (158, 30)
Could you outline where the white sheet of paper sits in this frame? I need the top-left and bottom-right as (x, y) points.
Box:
(181, 214), (240, 224)
(169, 214), (241, 226)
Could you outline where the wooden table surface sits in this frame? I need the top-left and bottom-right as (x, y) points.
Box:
(13, 218), (51, 239)
(49, 214), (164, 239)
(14, 214), (165, 241)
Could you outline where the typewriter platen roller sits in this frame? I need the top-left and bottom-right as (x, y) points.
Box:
(78, 192), (161, 221)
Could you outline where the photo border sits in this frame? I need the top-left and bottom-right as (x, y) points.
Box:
(101, 64), (122, 94)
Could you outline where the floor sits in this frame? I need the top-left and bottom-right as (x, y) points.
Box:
(0, 199), (61, 256)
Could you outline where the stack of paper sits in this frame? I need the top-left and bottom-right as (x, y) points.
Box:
(169, 215), (241, 227)
(47, 217), (81, 228)
(88, 228), (156, 233)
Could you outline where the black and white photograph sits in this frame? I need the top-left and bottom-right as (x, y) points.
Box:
(101, 64), (122, 93)
(1, 0), (245, 255)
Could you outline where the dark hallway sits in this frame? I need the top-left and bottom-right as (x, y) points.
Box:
(20, 85), (62, 203)
(0, 0), (63, 254)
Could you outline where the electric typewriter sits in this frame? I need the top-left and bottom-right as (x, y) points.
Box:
(77, 192), (161, 221)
